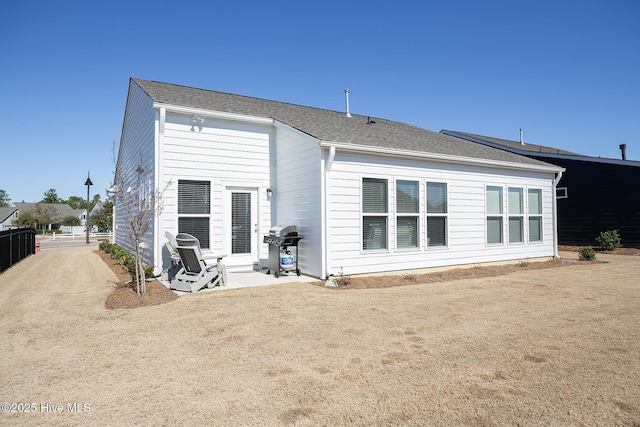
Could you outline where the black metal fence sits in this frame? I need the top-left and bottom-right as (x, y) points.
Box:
(0, 228), (36, 274)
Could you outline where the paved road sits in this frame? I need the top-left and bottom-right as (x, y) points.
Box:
(38, 237), (101, 250)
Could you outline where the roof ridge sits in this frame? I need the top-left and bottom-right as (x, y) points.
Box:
(133, 77), (361, 118)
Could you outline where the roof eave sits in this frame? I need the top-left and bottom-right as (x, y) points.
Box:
(442, 130), (640, 167)
(320, 141), (564, 174)
(151, 102), (275, 125)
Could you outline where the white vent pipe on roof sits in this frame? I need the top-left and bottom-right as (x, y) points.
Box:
(520, 128), (525, 145)
(344, 89), (351, 118)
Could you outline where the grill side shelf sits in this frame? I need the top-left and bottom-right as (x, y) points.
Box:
(263, 236), (303, 247)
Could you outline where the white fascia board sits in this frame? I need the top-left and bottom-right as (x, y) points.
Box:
(152, 102), (274, 126)
(319, 141), (564, 174)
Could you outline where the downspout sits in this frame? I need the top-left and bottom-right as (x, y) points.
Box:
(552, 169), (564, 259)
(324, 145), (336, 278)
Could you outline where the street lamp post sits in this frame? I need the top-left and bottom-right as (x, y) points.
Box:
(85, 172), (93, 244)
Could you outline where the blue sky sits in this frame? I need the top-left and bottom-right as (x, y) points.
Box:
(1, 0), (638, 204)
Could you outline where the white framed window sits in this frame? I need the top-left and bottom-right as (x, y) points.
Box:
(528, 188), (543, 242)
(556, 187), (568, 199)
(426, 182), (447, 248)
(396, 180), (419, 249)
(486, 186), (504, 244)
(178, 179), (211, 249)
(362, 177), (388, 251)
(508, 187), (524, 243)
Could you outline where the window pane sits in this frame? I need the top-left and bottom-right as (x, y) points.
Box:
(509, 217), (523, 243)
(362, 178), (388, 213)
(178, 180), (210, 214)
(508, 188), (523, 215)
(231, 193), (251, 254)
(178, 217), (210, 249)
(528, 189), (542, 215)
(427, 182), (447, 213)
(396, 180), (418, 213)
(486, 186), (503, 214)
(397, 217), (418, 249)
(529, 217), (542, 241)
(487, 217), (502, 244)
(427, 217), (446, 247)
(363, 217), (387, 250)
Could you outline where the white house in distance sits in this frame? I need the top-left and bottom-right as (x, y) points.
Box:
(114, 78), (564, 279)
(0, 207), (19, 230)
(12, 203), (87, 233)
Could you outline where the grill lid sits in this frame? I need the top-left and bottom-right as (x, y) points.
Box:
(269, 225), (298, 237)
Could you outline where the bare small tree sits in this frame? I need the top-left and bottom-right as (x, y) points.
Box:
(112, 143), (169, 296)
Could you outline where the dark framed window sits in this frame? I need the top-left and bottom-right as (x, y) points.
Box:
(178, 180), (211, 248)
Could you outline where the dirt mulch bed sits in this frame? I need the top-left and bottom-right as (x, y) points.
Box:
(318, 246), (640, 290)
(314, 258), (599, 290)
(95, 250), (179, 310)
(558, 245), (640, 256)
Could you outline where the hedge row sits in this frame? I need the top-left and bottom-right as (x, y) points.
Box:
(99, 241), (154, 280)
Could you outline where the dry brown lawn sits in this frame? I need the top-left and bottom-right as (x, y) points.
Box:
(0, 244), (639, 426)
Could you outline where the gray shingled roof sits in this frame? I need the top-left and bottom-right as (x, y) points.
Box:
(0, 207), (18, 223)
(13, 203), (85, 219)
(132, 78), (558, 169)
(441, 130), (582, 156)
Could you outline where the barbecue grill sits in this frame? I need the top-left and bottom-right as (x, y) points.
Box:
(264, 225), (302, 278)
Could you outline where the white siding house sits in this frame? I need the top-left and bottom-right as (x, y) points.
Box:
(115, 78), (564, 280)
(0, 207), (19, 230)
(12, 203), (87, 233)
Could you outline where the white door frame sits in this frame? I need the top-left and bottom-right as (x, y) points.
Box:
(223, 186), (260, 268)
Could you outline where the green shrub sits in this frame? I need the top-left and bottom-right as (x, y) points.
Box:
(37, 229), (63, 235)
(101, 242), (155, 280)
(578, 246), (596, 261)
(125, 258), (138, 279)
(110, 246), (129, 263)
(99, 241), (113, 253)
(595, 229), (622, 251)
(143, 264), (155, 278)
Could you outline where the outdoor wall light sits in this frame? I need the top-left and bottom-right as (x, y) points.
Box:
(266, 188), (273, 197)
(191, 114), (204, 132)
